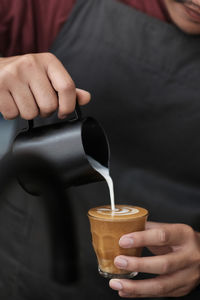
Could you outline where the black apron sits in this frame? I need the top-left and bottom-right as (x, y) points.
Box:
(1, 0), (200, 299)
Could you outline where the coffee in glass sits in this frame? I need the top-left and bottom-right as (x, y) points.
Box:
(88, 205), (148, 279)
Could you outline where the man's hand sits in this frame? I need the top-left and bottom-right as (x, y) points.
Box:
(0, 53), (90, 120)
(109, 222), (200, 298)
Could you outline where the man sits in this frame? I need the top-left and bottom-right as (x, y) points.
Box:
(0, 0), (200, 299)
(0, 0), (200, 120)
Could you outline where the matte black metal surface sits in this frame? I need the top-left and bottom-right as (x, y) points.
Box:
(13, 117), (110, 193)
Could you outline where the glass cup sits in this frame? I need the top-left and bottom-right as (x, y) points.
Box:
(88, 205), (148, 279)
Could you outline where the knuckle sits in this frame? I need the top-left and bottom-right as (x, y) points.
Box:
(19, 106), (39, 120)
(0, 55), (37, 82)
(175, 223), (193, 236)
(188, 229), (196, 242)
(20, 54), (36, 68)
(160, 259), (171, 274)
(182, 224), (193, 235)
(118, 291), (129, 298)
(180, 224), (195, 241)
(158, 228), (169, 244)
(42, 52), (56, 61)
(0, 66), (18, 82)
(59, 79), (75, 93)
(0, 69), (8, 85)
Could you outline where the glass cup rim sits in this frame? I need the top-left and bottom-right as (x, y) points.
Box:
(88, 210), (148, 222)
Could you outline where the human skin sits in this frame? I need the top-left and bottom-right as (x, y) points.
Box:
(0, 53), (91, 120)
(164, 0), (200, 34)
(109, 222), (200, 297)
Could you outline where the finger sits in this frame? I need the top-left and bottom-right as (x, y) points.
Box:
(29, 70), (58, 118)
(0, 91), (19, 120)
(146, 221), (168, 229)
(109, 268), (190, 298)
(119, 226), (186, 248)
(164, 287), (190, 298)
(46, 56), (76, 118)
(9, 81), (39, 120)
(145, 222), (171, 255)
(164, 266), (200, 297)
(114, 251), (187, 275)
(76, 88), (91, 105)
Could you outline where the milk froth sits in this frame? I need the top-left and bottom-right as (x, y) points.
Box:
(88, 205), (148, 220)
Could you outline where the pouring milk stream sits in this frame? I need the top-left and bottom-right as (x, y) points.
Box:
(88, 156), (140, 216)
(87, 156), (115, 211)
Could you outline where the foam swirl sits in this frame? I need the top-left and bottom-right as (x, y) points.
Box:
(97, 206), (139, 216)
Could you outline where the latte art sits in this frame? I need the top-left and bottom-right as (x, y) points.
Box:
(88, 205), (148, 220)
(97, 207), (139, 216)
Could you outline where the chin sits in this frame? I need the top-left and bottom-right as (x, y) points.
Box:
(174, 19), (200, 35)
(164, 0), (200, 35)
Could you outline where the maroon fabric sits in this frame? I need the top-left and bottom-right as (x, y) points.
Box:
(0, 0), (170, 57)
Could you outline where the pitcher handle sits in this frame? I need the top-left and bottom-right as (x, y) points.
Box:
(28, 100), (82, 130)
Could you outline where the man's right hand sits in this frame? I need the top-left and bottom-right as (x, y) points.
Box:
(0, 53), (91, 120)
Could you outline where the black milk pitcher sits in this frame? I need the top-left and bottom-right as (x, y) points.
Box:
(11, 105), (110, 194)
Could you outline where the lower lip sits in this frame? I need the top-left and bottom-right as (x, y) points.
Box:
(184, 5), (200, 22)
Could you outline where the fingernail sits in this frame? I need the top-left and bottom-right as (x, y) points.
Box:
(119, 237), (134, 248)
(115, 257), (128, 268)
(110, 280), (123, 291)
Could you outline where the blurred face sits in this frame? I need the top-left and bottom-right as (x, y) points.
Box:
(164, 0), (200, 34)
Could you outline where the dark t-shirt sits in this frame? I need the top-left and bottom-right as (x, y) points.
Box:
(0, 0), (170, 57)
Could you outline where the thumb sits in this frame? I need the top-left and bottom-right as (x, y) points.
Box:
(76, 88), (91, 105)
